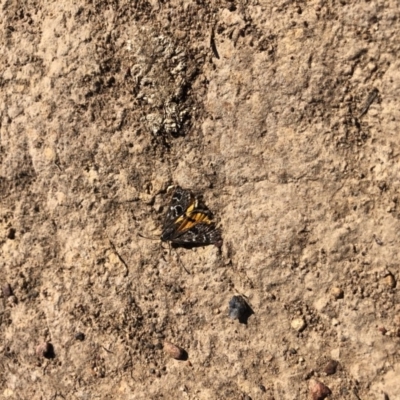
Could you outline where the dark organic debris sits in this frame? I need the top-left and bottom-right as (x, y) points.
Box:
(210, 25), (220, 59)
(359, 88), (379, 118)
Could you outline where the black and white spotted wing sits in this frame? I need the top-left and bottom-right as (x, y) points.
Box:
(161, 186), (195, 242)
(170, 222), (221, 246)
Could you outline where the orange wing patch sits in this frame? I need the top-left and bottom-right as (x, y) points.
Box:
(176, 212), (213, 232)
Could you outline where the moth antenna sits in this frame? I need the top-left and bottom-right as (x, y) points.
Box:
(172, 247), (191, 275)
(137, 232), (159, 241)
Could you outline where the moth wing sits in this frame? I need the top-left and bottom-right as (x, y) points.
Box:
(161, 187), (195, 241)
(162, 187), (194, 228)
(171, 222), (221, 245)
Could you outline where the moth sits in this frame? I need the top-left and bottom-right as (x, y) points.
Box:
(161, 186), (221, 247)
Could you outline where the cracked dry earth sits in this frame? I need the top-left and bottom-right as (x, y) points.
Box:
(1, 1), (400, 399)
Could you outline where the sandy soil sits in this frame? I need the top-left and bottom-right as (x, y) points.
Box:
(1, 1), (400, 399)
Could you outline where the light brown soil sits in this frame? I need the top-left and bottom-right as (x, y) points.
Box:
(1, 1), (399, 399)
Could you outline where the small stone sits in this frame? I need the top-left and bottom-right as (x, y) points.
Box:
(175, 30), (186, 40)
(291, 317), (306, 332)
(367, 62), (377, 72)
(2, 284), (13, 298)
(7, 295), (18, 307)
(377, 326), (387, 335)
(75, 332), (85, 341)
(381, 273), (396, 288)
(7, 228), (16, 240)
(36, 342), (55, 359)
(331, 318), (339, 327)
(228, 296), (252, 323)
(341, 65), (352, 76)
(163, 341), (187, 360)
(323, 359), (338, 375)
(309, 379), (332, 400)
(7, 106), (23, 119)
(330, 287), (344, 300)
(3, 389), (14, 397)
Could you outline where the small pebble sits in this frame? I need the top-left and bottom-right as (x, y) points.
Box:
(378, 326), (387, 335)
(381, 273), (396, 288)
(291, 317), (306, 332)
(309, 379), (332, 400)
(7, 295), (18, 307)
(75, 332), (85, 341)
(330, 287), (344, 300)
(367, 62), (377, 72)
(163, 341), (187, 360)
(228, 296), (251, 321)
(331, 318), (339, 327)
(36, 342), (55, 359)
(323, 359), (338, 375)
(2, 284), (13, 298)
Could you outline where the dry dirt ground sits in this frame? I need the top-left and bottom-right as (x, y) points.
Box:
(1, 1), (400, 399)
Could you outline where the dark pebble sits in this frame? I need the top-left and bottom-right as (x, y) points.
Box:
(228, 295), (253, 323)
(7, 228), (16, 239)
(2, 284), (13, 298)
(323, 359), (338, 375)
(75, 332), (85, 341)
(309, 379), (331, 400)
(259, 384), (266, 392)
(36, 342), (55, 359)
